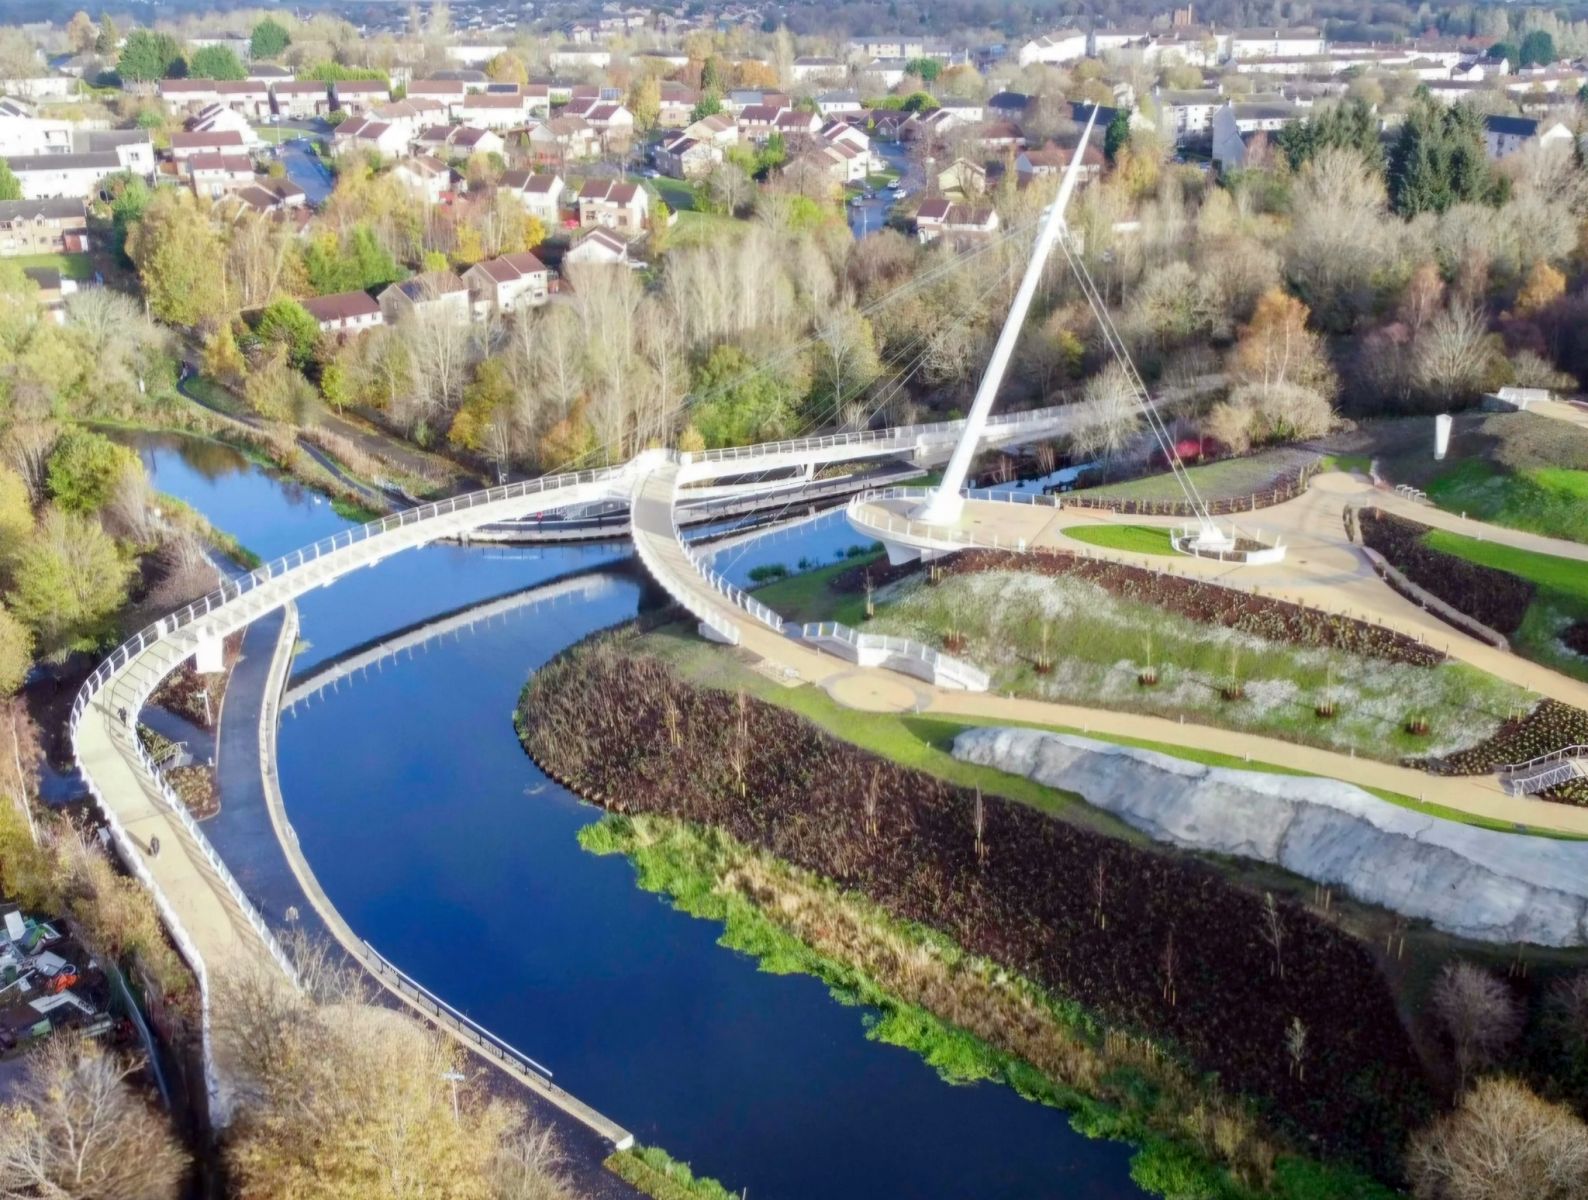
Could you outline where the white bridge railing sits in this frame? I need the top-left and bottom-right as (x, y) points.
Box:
(683, 406), (1072, 465)
(798, 621), (990, 691)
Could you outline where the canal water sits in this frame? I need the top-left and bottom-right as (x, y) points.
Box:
(130, 433), (1147, 1200)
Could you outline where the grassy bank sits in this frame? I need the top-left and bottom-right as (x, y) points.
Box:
(604, 1145), (739, 1200)
(1421, 528), (1588, 683)
(582, 813), (1395, 1200)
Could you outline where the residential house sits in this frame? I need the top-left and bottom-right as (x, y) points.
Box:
(576, 179), (649, 233)
(634, 49), (690, 71)
(986, 91), (1033, 119)
(0, 98), (72, 158)
(331, 80), (392, 116)
(368, 99), (448, 138)
(937, 98), (985, 123)
(390, 155), (452, 204)
(774, 109), (822, 139)
(0, 197), (89, 255)
(209, 80), (273, 118)
(463, 250), (551, 317)
(655, 134), (720, 180)
(1, 75), (76, 103)
(566, 99), (636, 147)
(378, 271), (472, 324)
(408, 79), (469, 114)
(973, 120), (1027, 153)
(1016, 139), (1105, 183)
(657, 83), (700, 127)
(1229, 28), (1327, 59)
(247, 64), (294, 84)
(24, 266), (77, 323)
(272, 81), (331, 119)
(525, 115), (600, 164)
(71, 129), (153, 176)
(862, 59), (910, 89)
(820, 119), (870, 153)
(1210, 101), (1301, 168)
(432, 68), (491, 86)
(497, 170), (564, 221)
(683, 112), (738, 147)
(158, 79), (225, 112)
(6, 151), (120, 199)
(817, 90), (863, 117)
(187, 103), (260, 150)
(846, 36), (930, 59)
(169, 129), (248, 161)
(1018, 29), (1088, 67)
(302, 290), (385, 334)
(550, 45), (612, 71)
(736, 104), (787, 141)
(188, 154), (255, 197)
(914, 199), (999, 243)
(448, 125), (507, 159)
(1155, 87), (1224, 140)
(791, 56), (846, 83)
(1483, 113), (1574, 159)
(937, 157), (986, 195)
(332, 118), (409, 157)
(459, 92), (533, 130)
(231, 178), (307, 213)
(564, 226), (630, 267)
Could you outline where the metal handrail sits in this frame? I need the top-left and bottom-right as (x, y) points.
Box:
(1498, 744), (1588, 773)
(795, 621), (990, 691)
(684, 405), (1071, 464)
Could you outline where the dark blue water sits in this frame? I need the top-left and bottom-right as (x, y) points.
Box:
(132, 433), (1146, 1200)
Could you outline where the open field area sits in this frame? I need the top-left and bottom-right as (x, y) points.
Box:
(9, 251), (96, 281)
(1074, 448), (1320, 505)
(1374, 413), (1588, 545)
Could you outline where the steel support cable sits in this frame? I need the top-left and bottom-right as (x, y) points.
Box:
(1054, 231), (1214, 530)
(707, 247), (1032, 578)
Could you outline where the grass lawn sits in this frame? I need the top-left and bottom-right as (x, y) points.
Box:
(13, 252), (95, 281)
(749, 555), (878, 624)
(181, 375), (249, 418)
(647, 176), (696, 212)
(1077, 447), (1316, 505)
(669, 210), (744, 246)
(1063, 524), (1178, 555)
(1318, 453), (1371, 476)
(1425, 458), (1588, 545)
(1423, 527), (1588, 683)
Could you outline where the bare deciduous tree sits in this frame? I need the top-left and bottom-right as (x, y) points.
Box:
(1432, 961), (1522, 1087)
(1070, 363), (1141, 461)
(0, 1036), (188, 1200)
(1407, 1076), (1588, 1200)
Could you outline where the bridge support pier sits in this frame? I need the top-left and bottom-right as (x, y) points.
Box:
(697, 620), (735, 646)
(193, 633), (225, 675)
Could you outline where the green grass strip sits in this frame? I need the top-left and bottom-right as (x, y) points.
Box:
(1064, 524), (1180, 555)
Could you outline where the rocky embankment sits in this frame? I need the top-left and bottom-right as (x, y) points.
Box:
(953, 727), (1588, 947)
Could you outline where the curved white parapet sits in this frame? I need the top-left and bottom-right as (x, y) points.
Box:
(846, 486), (1061, 564)
(1170, 523), (1288, 566)
(954, 726), (1588, 947)
(797, 622), (989, 691)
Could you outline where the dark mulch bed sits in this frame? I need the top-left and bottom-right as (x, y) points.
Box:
(1357, 509), (1535, 635)
(834, 548), (1445, 667)
(520, 637), (1434, 1181)
(1564, 620), (1588, 658)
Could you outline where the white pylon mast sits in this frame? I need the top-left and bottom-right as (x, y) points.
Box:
(914, 106), (1100, 527)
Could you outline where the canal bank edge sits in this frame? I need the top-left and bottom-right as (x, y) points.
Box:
(255, 600), (636, 1153)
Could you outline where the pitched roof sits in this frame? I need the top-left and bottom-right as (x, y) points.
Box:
(1484, 113), (1540, 136)
(578, 179), (640, 203)
(188, 153), (254, 173)
(410, 78), (467, 95)
(302, 290), (382, 321)
(6, 151), (119, 171)
(501, 169), (560, 192)
(468, 250), (548, 283)
(386, 271), (468, 301)
(462, 93), (529, 108)
(171, 130), (246, 149)
(0, 197), (86, 222)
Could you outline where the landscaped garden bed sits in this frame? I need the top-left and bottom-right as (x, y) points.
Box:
(834, 549), (1445, 666)
(519, 635), (1433, 1181)
(1357, 509), (1535, 635)
(1415, 699), (1588, 806)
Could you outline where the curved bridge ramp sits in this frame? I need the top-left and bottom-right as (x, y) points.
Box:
(1501, 750), (1588, 797)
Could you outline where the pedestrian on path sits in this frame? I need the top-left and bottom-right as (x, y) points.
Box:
(149, 835), (160, 858)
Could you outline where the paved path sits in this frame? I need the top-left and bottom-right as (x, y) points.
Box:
(635, 469), (1588, 836)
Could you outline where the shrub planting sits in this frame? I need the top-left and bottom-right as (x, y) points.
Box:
(832, 549), (1445, 667)
(1357, 509), (1536, 635)
(1416, 699), (1588, 804)
(519, 636), (1433, 1180)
